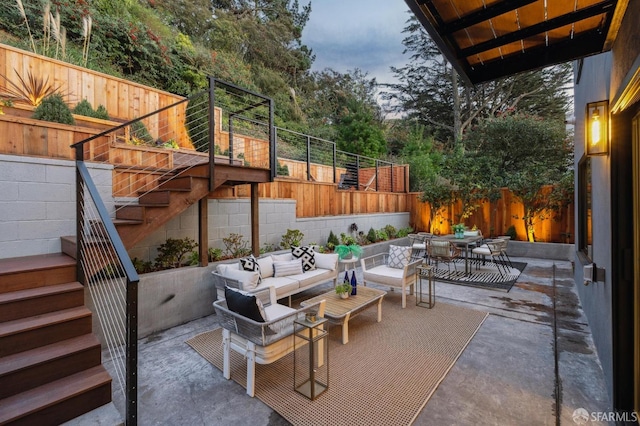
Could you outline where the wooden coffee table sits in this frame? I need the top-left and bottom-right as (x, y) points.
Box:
(300, 286), (386, 344)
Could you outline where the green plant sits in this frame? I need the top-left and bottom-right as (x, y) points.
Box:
(452, 223), (465, 234)
(383, 224), (397, 239)
(188, 251), (199, 266)
(162, 139), (179, 149)
(208, 247), (223, 261)
(131, 257), (154, 274)
(335, 282), (352, 295)
(505, 225), (517, 240)
(130, 120), (154, 145)
(73, 99), (110, 120)
(185, 94), (209, 152)
(375, 229), (389, 241)
(327, 231), (340, 248)
(367, 227), (377, 243)
(356, 231), (369, 245)
(259, 242), (278, 254)
(32, 94), (75, 125)
(222, 233), (250, 258)
(154, 237), (198, 269)
(276, 163), (289, 176)
(339, 232), (357, 246)
(280, 229), (304, 249)
(334, 244), (362, 260)
(397, 227), (413, 238)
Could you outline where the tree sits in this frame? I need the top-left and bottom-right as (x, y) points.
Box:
(462, 113), (572, 242)
(384, 16), (573, 145)
(419, 174), (455, 234)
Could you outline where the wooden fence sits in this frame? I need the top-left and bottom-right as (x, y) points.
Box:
(218, 181), (574, 243)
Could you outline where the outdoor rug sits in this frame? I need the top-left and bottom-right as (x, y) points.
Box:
(186, 292), (488, 426)
(430, 259), (527, 292)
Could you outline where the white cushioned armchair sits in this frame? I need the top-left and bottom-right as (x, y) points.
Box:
(360, 248), (422, 308)
(213, 286), (326, 397)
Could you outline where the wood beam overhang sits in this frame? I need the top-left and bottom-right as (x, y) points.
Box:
(458, 0), (616, 59)
(440, 0), (537, 36)
(466, 30), (606, 84)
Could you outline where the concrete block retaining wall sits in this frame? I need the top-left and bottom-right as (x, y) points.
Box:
(0, 155), (113, 259)
(128, 198), (411, 263)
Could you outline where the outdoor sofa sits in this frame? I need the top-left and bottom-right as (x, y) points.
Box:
(212, 249), (339, 304)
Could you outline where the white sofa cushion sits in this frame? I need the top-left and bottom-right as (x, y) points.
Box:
(314, 252), (338, 271)
(255, 276), (300, 296)
(289, 268), (337, 289)
(271, 252), (293, 262)
(221, 268), (261, 291)
(217, 263), (240, 274)
(363, 265), (405, 286)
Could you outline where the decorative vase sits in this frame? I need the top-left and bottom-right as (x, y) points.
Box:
(350, 270), (357, 295)
(340, 292), (349, 299)
(455, 230), (464, 238)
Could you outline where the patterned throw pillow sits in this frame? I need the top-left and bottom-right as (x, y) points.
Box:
(291, 246), (316, 272)
(240, 254), (262, 283)
(387, 245), (411, 269)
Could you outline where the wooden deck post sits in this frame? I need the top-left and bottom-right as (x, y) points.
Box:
(198, 197), (208, 266)
(251, 183), (260, 256)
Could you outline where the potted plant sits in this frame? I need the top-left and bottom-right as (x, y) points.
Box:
(334, 244), (363, 260)
(335, 282), (352, 299)
(452, 223), (466, 239)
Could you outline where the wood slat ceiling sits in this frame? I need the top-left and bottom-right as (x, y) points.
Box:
(405, 0), (629, 85)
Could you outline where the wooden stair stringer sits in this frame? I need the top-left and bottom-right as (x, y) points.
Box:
(118, 176), (211, 249)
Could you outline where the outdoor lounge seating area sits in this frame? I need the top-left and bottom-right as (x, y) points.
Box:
(86, 254), (611, 426)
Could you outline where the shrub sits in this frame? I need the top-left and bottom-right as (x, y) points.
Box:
(73, 99), (111, 120)
(396, 227), (413, 238)
(32, 94), (75, 125)
(222, 233), (250, 258)
(185, 94), (209, 152)
(208, 247), (223, 261)
(154, 237), (198, 269)
(375, 229), (389, 241)
(367, 227), (377, 243)
(277, 163), (289, 176)
(132, 257), (154, 274)
(281, 229), (304, 249)
(505, 225), (517, 240)
(384, 225), (397, 239)
(130, 120), (154, 145)
(327, 231), (340, 247)
(340, 233), (357, 246)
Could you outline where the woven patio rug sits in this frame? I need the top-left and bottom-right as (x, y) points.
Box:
(186, 292), (488, 426)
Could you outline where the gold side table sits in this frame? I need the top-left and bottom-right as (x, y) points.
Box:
(416, 264), (435, 308)
(293, 317), (329, 400)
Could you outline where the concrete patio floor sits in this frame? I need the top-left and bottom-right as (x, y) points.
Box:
(75, 256), (613, 426)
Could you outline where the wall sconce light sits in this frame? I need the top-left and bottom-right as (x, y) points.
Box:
(585, 100), (609, 156)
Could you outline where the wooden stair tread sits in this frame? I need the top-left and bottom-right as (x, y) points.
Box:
(0, 365), (111, 424)
(0, 282), (83, 305)
(0, 254), (75, 276)
(0, 307), (91, 337)
(0, 334), (100, 376)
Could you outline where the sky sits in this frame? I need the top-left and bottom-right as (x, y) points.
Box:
(301, 0), (412, 86)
